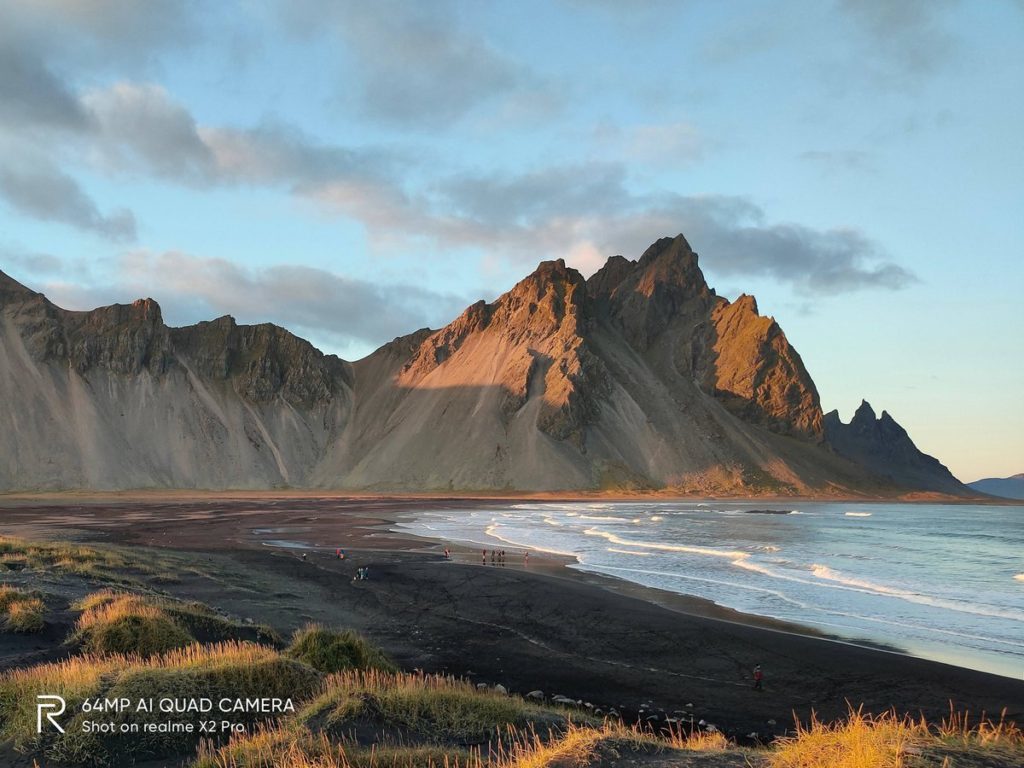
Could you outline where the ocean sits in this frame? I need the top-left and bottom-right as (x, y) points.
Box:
(394, 501), (1024, 679)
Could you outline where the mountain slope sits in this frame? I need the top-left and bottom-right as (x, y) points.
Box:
(0, 237), (973, 496)
(968, 473), (1024, 500)
(0, 270), (351, 490)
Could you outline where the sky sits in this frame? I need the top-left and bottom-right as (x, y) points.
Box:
(0, 0), (1021, 482)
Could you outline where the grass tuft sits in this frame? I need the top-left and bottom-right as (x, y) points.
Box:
(0, 585), (45, 633)
(770, 706), (1024, 768)
(70, 589), (276, 655)
(72, 590), (195, 655)
(286, 624), (398, 674)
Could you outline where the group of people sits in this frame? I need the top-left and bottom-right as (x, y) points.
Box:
(440, 546), (530, 567)
(478, 548), (529, 566)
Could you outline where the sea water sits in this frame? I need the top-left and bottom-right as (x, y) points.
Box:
(395, 501), (1024, 679)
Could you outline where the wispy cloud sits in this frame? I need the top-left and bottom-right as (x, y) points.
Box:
(279, 0), (553, 127)
(838, 0), (961, 80)
(0, 164), (136, 241)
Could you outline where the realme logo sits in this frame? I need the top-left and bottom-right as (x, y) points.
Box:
(37, 695), (66, 733)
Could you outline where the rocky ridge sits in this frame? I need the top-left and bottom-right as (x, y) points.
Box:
(0, 236), (972, 495)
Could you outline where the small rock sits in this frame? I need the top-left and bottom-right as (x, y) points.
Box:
(686, 703), (693, 708)
(698, 719), (706, 727)
(607, 709), (620, 718)
(747, 731), (758, 739)
(706, 724), (719, 734)
(494, 684), (508, 695)
(584, 702), (594, 709)
(476, 683), (488, 690)
(767, 719), (776, 726)
(526, 690), (544, 701)
(594, 709), (603, 716)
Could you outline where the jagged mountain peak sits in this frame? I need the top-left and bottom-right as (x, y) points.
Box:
(824, 401), (965, 494)
(853, 399), (877, 423)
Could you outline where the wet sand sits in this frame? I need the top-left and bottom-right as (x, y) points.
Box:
(1, 495), (1022, 739)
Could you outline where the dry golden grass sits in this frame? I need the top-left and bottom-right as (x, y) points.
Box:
(299, 669), (568, 744)
(71, 589), (195, 655)
(0, 585), (45, 633)
(0, 535), (179, 584)
(0, 640), (321, 765)
(287, 624), (397, 674)
(769, 706), (1024, 768)
(70, 589), (276, 655)
(490, 724), (604, 768)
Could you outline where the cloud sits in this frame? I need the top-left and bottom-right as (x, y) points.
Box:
(403, 165), (917, 294)
(838, 0), (961, 80)
(43, 251), (471, 354)
(279, 0), (548, 126)
(83, 83), (215, 182)
(0, 0), (199, 71)
(0, 249), (65, 275)
(0, 46), (88, 132)
(0, 165), (136, 241)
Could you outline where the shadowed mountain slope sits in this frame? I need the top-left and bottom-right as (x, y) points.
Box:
(822, 401), (966, 495)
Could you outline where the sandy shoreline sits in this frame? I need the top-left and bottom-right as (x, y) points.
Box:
(1, 496), (1022, 739)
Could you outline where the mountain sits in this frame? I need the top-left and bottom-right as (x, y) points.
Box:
(0, 270), (350, 489)
(822, 401), (966, 495)
(0, 236), (973, 496)
(967, 473), (1024, 500)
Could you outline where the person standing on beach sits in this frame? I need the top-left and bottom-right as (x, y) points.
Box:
(482, 549), (487, 565)
(524, 551), (529, 566)
(753, 665), (763, 691)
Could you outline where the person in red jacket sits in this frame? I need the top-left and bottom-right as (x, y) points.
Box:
(753, 664), (764, 691)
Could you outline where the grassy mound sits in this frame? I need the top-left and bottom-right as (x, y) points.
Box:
(0, 641), (323, 766)
(0, 585), (45, 633)
(298, 670), (570, 745)
(286, 624), (397, 674)
(72, 591), (195, 655)
(0, 535), (179, 585)
(71, 590), (280, 655)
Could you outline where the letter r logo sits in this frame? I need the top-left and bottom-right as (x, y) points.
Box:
(37, 695), (66, 733)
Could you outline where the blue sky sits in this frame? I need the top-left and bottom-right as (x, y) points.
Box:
(0, 0), (1021, 481)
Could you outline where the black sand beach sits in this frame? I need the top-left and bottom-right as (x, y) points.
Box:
(1, 495), (1022, 741)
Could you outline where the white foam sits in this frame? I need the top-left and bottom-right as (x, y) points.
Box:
(809, 564), (1024, 621)
(845, 512), (873, 517)
(1014, 574), (1024, 582)
(583, 528), (748, 559)
(607, 547), (653, 557)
